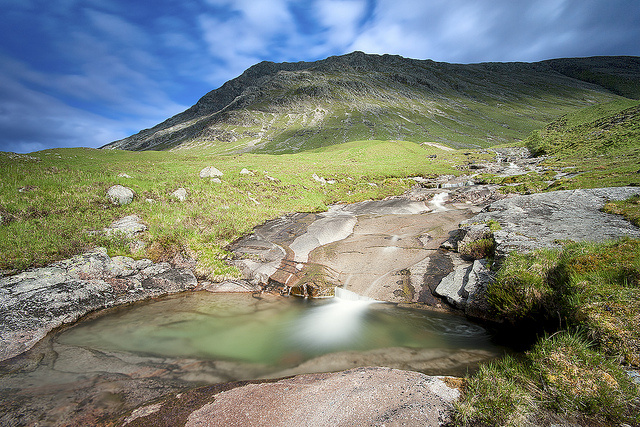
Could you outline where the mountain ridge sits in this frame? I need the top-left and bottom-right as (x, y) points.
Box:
(102, 52), (640, 153)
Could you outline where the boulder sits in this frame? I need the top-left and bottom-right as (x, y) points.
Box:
(312, 173), (326, 184)
(434, 260), (496, 321)
(199, 166), (223, 178)
(171, 187), (187, 201)
(124, 367), (460, 427)
(435, 268), (469, 308)
(107, 185), (134, 205)
(103, 215), (147, 238)
(240, 168), (254, 175)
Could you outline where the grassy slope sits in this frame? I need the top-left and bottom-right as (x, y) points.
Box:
(474, 99), (640, 194)
(0, 140), (465, 276)
(130, 55), (635, 154)
(457, 239), (640, 426)
(175, 78), (622, 154)
(457, 101), (640, 425)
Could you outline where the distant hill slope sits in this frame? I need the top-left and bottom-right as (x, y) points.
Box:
(102, 52), (640, 153)
(525, 99), (640, 156)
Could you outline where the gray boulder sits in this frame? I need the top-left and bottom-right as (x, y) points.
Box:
(434, 260), (495, 321)
(171, 187), (188, 201)
(107, 185), (134, 205)
(199, 166), (223, 178)
(103, 215), (147, 238)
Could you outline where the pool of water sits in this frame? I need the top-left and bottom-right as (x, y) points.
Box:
(58, 291), (501, 375)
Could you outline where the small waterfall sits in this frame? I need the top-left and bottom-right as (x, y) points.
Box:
(430, 191), (449, 212)
(291, 288), (378, 350)
(334, 287), (377, 301)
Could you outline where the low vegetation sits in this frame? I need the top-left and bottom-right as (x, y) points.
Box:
(0, 140), (463, 277)
(521, 100), (640, 190)
(456, 332), (640, 426)
(456, 238), (640, 425)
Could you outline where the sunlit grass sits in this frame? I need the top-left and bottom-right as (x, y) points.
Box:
(0, 140), (463, 276)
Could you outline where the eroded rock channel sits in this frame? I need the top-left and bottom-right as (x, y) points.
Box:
(230, 187), (492, 304)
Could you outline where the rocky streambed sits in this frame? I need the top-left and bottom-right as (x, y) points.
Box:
(2, 181), (640, 426)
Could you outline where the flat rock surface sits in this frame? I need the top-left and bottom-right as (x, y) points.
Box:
(463, 187), (640, 257)
(119, 367), (461, 427)
(230, 189), (484, 304)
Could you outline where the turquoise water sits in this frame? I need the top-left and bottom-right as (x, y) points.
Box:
(58, 292), (499, 371)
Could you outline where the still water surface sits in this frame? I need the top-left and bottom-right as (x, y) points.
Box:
(59, 291), (499, 373)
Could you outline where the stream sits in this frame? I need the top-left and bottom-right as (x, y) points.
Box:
(0, 291), (502, 426)
(0, 186), (507, 426)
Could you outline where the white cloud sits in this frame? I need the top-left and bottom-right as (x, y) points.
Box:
(84, 8), (150, 45)
(314, 0), (367, 46)
(0, 73), (128, 152)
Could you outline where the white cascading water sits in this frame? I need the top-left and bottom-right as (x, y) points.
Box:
(430, 191), (449, 212)
(290, 288), (378, 350)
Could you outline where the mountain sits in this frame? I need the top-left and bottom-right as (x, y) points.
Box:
(102, 52), (640, 153)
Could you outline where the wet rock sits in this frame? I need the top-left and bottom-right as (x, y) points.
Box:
(171, 187), (188, 201)
(199, 166), (223, 178)
(230, 196), (472, 303)
(107, 185), (135, 205)
(462, 187), (640, 258)
(434, 260), (495, 321)
(200, 280), (260, 293)
(0, 248), (197, 362)
(122, 367), (461, 427)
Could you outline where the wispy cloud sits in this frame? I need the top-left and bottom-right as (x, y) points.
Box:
(0, 0), (638, 153)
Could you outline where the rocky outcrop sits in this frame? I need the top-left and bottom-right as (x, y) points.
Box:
(118, 367), (461, 427)
(229, 194), (472, 303)
(462, 187), (640, 258)
(434, 260), (494, 320)
(107, 184), (135, 205)
(0, 247), (197, 362)
(435, 187), (640, 317)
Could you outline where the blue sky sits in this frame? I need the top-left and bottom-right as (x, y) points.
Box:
(1, 0), (639, 153)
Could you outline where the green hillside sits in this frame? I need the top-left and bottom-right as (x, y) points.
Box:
(526, 99), (640, 156)
(104, 53), (638, 154)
